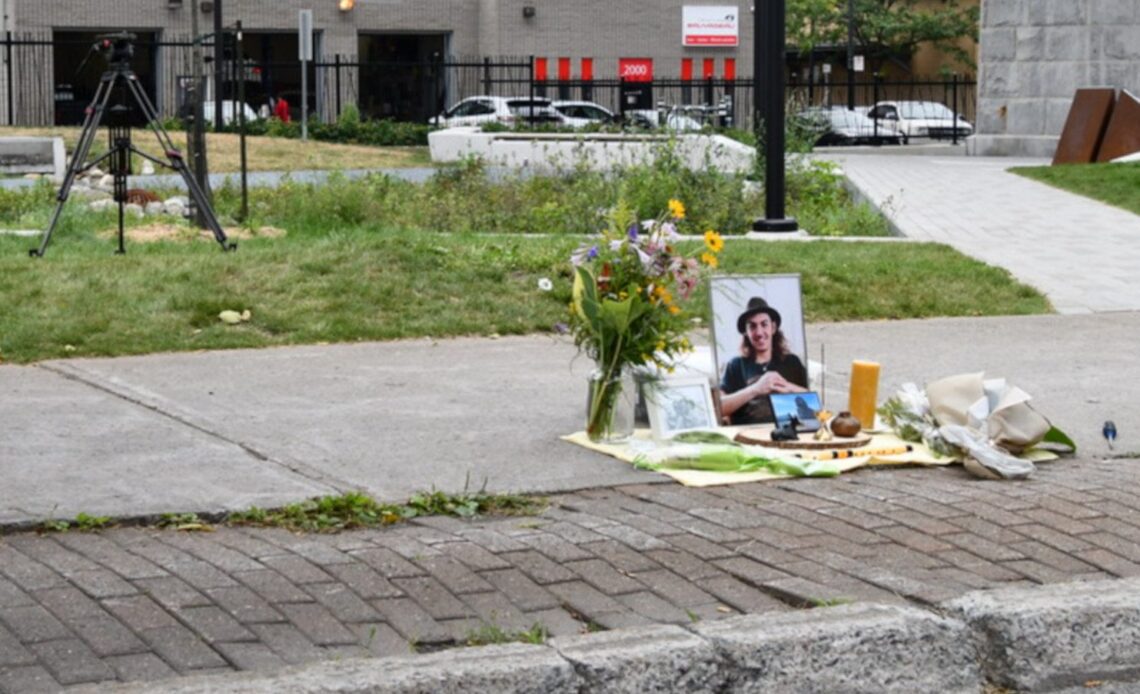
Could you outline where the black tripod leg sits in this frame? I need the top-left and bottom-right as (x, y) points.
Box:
(124, 77), (234, 252)
(31, 77), (114, 257)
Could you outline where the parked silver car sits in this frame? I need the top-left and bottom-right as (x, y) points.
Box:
(431, 96), (566, 128)
(550, 100), (616, 128)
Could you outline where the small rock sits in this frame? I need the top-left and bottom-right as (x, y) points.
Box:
(124, 203), (144, 218)
(140, 161), (155, 175)
(97, 174), (115, 190)
(163, 200), (186, 216)
(145, 201), (164, 215)
(89, 199), (115, 212)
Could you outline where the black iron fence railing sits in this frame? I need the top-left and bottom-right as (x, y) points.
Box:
(1, 34), (975, 142)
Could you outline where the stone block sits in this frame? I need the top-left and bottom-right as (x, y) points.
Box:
(1016, 62), (1046, 99)
(1090, 0), (1137, 24)
(1048, 0), (1088, 25)
(981, 28), (1017, 61)
(985, 0), (1025, 27)
(946, 577), (1140, 692)
(981, 62), (1019, 98)
(976, 98), (1009, 134)
(1047, 97), (1080, 134)
(1007, 101), (1047, 135)
(691, 604), (979, 693)
(1103, 26), (1140, 60)
(1041, 62), (1089, 98)
(550, 624), (726, 693)
(1014, 26), (1045, 61)
(1045, 27), (1090, 62)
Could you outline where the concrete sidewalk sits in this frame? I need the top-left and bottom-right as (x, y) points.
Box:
(2, 314), (1140, 689)
(818, 152), (1140, 314)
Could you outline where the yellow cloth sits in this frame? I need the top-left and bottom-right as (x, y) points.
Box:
(561, 428), (955, 488)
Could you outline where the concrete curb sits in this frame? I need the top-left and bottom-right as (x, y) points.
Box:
(80, 577), (1140, 693)
(945, 576), (1140, 692)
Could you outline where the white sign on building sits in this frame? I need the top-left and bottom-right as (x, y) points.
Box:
(682, 5), (739, 47)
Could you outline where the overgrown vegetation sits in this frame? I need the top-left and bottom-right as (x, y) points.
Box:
(227, 490), (544, 533)
(1010, 162), (1140, 217)
(464, 621), (549, 647)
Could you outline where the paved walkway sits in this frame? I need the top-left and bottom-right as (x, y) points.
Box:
(2, 457), (1139, 691)
(817, 153), (1140, 314)
(3, 152), (1140, 689)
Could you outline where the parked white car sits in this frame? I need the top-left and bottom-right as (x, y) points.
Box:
(796, 106), (904, 146)
(866, 100), (973, 142)
(550, 100), (616, 128)
(430, 96), (566, 128)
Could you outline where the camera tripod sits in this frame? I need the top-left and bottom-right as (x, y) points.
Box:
(30, 45), (235, 257)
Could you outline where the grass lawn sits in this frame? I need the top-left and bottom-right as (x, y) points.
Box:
(0, 126), (432, 172)
(0, 229), (1050, 364)
(1010, 161), (1140, 216)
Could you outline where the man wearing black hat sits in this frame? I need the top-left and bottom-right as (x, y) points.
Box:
(719, 297), (808, 425)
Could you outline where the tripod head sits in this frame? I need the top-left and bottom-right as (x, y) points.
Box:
(95, 32), (138, 67)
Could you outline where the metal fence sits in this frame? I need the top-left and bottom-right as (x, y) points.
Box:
(1, 33), (975, 141)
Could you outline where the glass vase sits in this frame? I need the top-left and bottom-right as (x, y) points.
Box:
(586, 368), (635, 444)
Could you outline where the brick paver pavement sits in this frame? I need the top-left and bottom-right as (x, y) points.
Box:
(2, 456), (1139, 690)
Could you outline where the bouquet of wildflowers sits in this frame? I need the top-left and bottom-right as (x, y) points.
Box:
(569, 198), (723, 441)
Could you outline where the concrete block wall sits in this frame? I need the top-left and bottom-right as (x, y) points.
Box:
(974, 0), (1140, 157)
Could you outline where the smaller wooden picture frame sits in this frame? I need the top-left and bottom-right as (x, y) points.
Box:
(645, 376), (720, 440)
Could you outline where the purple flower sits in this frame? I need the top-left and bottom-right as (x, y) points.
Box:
(627, 224), (639, 242)
(587, 245), (599, 260)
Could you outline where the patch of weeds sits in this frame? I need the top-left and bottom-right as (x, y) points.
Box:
(40, 518), (72, 533)
(686, 609), (701, 623)
(465, 621), (548, 647)
(226, 489), (546, 533)
(156, 513), (212, 532)
(807, 597), (854, 608)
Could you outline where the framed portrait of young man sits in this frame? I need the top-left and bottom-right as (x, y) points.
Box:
(709, 274), (810, 426)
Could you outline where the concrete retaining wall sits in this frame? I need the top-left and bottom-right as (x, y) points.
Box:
(428, 128), (756, 175)
(88, 577), (1140, 693)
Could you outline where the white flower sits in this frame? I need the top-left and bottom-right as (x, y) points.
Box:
(537, 277), (553, 292)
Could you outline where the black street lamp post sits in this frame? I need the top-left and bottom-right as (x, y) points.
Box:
(847, 0), (855, 110)
(752, 0), (797, 233)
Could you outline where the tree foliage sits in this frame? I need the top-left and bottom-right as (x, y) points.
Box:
(787, 0), (979, 71)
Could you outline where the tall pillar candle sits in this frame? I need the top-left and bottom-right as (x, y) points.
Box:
(848, 360), (880, 429)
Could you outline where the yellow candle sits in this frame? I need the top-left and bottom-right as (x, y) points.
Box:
(848, 360), (881, 430)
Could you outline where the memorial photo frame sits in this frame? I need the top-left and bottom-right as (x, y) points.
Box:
(645, 376), (719, 440)
(710, 274), (810, 425)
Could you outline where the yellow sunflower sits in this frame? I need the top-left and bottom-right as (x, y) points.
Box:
(703, 230), (724, 253)
(667, 199), (686, 219)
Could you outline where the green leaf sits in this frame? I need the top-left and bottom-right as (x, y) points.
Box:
(1040, 426), (1077, 453)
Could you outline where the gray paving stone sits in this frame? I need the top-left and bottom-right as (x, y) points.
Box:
(414, 555), (495, 595)
(634, 569), (717, 608)
(348, 547), (424, 578)
(581, 539), (665, 573)
(137, 625), (229, 672)
(0, 623), (36, 666)
(3, 536), (102, 574)
(211, 528), (291, 559)
(0, 578), (31, 608)
(303, 582), (382, 623)
(105, 652), (179, 682)
(0, 605), (73, 643)
(564, 558), (644, 596)
(202, 585), (283, 624)
(517, 532), (596, 562)
(371, 597), (452, 645)
(461, 591), (532, 633)
(547, 581), (626, 618)
(68, 569), (140, 599)
(52, 534), (168, 580)
(230, 569), (312, 604)
(276, 602), (358, 646)
(615, 591), (693, 624)
(701, 575), (790, 614)
(213, 641), (288, 672)
(157, 535), (264, 574)
(391, 576), (475, 620)
(68, 613), (149, 657)
(525, 607), (588, 637)
(33, 585), (107, 622)
(133, 576), (212, 611)
(103, 595), (180, 632)
(246, 622), (323, 665)
(175, 605), (256, 644)
(481, 569), (560, 611)
(0, 546), (66, 592)
(321, 562), (402, 599)
(350, 622), (412, 657)
(0, 664), (60, 694)
(29, 638), (115, 685)
(500, 550), (577, 584)
(440, 541), (513, 571)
